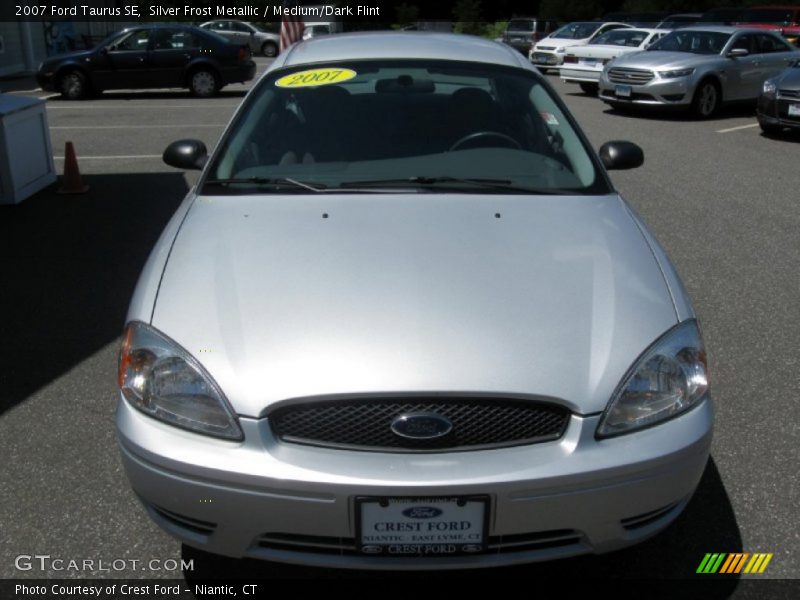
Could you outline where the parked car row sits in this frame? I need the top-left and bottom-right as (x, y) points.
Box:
(523, 21), (800, 136)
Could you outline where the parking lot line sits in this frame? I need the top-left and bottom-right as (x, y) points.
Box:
(716, 123), (760, 133)
(50, 124), (226, 130)
(53, 154), (162, 160)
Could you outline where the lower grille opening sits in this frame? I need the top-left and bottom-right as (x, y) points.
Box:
(151, 505), (217, 536)
(621, 502), (680, 531)
(254, 529), (584, 556)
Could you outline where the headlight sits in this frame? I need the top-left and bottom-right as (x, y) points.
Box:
(762, 80), (777, 96)
(556, 47), (566, 53)
(657, 68), (695, 79)
(119, 322), (243, 440)
(597, 320), (709, 438)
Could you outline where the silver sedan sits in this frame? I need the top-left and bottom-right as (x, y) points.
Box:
(199, 20), (279, 57)
(599, 26), (800, 117)
(117, 32), (712, 569)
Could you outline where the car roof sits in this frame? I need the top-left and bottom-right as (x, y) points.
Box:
(283, 32), (523, 68)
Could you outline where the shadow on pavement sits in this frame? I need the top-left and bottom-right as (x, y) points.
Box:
(601, 103), (757, 122)
(182, 457), (739, 588)
(0, 173), (187, 416)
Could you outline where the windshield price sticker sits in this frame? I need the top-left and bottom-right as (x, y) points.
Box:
(276, 68), (357, 88)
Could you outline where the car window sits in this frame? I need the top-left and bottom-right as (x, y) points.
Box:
(596, 24), (629, 36)
(206, 60), (606, 195)
(756, 34), (791, 53)
(591, 29), (648, 47)
(110, 30), (149, 52)
(507, 20), (535, 32)
(731, 34), (757, 54)
(648, 30), (731, 54)
(152, 29), (199, 51)
(231, 21), (251, 33)
(551, 22), (602, 40)
(210, 22), (228, 31)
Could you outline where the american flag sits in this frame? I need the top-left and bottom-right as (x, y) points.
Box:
(279, 0), (306, 53)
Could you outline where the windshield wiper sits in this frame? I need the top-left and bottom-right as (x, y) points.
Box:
(204, 177), (328, 192)
(341, 176), (568, 194)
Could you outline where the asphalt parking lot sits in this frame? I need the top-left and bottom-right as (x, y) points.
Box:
(1, 55), (798, 586)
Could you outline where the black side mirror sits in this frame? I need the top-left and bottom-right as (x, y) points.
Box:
(598, 141), (644, 170)
(163, 139), (208, 170)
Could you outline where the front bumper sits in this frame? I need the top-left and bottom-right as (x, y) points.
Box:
(117, 394), (713, 570)
(599, 74), (695, 107)
(757, 93), (800, 131)
(36, 71), (56, 91)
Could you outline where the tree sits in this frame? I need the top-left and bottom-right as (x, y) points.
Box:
(453, 0), (485, 36)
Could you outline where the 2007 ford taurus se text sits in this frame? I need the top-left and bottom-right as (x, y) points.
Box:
(117, 32), (713, 569)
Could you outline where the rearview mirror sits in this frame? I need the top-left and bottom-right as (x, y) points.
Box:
(598, 141), (644, 170)
(163, 139), (208, 170)
(727, 48), (749, 58)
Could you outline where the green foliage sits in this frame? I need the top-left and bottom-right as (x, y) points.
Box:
(453, 0), (485, 36)
(395, 2), (420, 26)
(483, 21), (508, 40)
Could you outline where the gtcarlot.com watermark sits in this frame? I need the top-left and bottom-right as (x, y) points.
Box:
(15, 554), (193, 573)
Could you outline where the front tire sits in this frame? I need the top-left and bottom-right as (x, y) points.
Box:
(60, 70), (88, 100)
(691, 79), (720, 119)
(579, 82), (599, 95)
(190, 69), (219, 98)
(261, 41), (277, 57)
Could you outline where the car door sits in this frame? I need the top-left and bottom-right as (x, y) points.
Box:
(91, 29), (151, 90)
(228, 21), (254, 46)
(209, 21), (234, 42)
(756, 33), (797, 78)
(148, 29), (200, 88)
(726, 33), (762, 100)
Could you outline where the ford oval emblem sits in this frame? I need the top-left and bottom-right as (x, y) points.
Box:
(390, 413), (453, 440)
(402, 506), (443, 519)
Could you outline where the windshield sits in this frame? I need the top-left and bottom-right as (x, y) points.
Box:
(591, 29), (650, 47)
(507, 20), (534, 32)
(648, 30), (730, 54)
(551, 22), (602, 40)
(205, 60), (605, 195)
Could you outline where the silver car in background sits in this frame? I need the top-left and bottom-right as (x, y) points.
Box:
(117, 32), (712, 569)
(530, 21), (633, 70)
(200, 20), (279, 57)
(561, 28), (670, 94)
(599, 26), (800, 117)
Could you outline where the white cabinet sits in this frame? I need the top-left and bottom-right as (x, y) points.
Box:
(0, 94), (56, 204)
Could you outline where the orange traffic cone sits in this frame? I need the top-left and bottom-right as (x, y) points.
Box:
(57, 141), (89, 194)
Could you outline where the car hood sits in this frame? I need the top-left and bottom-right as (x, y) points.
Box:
(152, 193), (678, 417)
(611, 50), (714, 69)
(538, 38), (589, 49)
(776, 65), (800, 88)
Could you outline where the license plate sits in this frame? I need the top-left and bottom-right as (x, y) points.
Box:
(615, 84), (632, 98)
(356, 496), (488, 556)
(789, 103), (800, 117)
(581, 58), (597, 66)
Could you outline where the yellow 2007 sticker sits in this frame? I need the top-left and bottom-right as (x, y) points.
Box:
(275, 68), (357, 88)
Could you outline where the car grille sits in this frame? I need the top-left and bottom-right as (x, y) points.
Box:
(253, 529), (584, 556)
(269, 397), (570, 452)
(537, 46), (555, 51)
(608, 68), (655, 84)
(778, 89), (800, 99)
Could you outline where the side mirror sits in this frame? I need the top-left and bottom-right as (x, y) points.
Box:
(163, 139), (208, 170)
(598, 141), (644, 170)
(727, 48), (749, 58)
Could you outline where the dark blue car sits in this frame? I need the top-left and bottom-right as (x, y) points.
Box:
(37, 25), (256, 99)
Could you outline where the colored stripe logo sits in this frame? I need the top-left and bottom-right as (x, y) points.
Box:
(697, 553), (773, 574)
